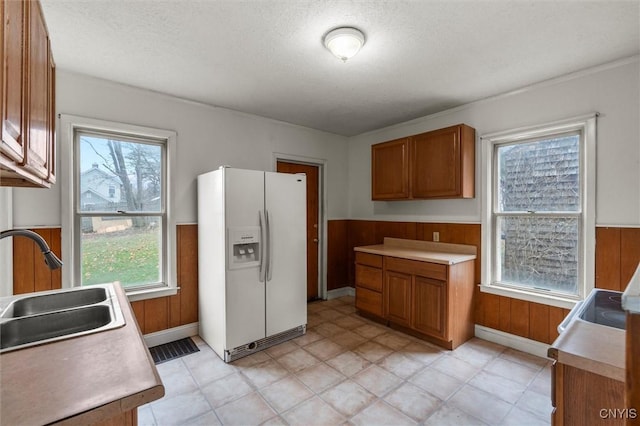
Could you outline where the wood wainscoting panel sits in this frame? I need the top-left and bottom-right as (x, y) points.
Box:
(144, 297), (169, 334)
(12, 227), (62, 294)
(621, 228), (640, 285)
(177, 224), (199, 325)
(328, 220), (349, 291)
(529, 303), (550, 343)
(130, 301), (145, 332)
(596, 227), (622, 291)
(499, 296), (511, 332)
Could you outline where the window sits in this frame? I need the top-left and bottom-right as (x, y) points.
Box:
(61, 115), (177, 300)
(481, 115), (596, 307)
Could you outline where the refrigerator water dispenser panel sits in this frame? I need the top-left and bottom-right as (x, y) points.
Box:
(228, 226), (260, 269)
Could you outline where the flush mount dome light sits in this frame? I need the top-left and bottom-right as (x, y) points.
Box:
(323, 27), (365, 62)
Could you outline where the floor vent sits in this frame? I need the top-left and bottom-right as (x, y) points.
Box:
(149, 337), (200, 364)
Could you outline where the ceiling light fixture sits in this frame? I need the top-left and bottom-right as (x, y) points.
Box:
(323, 27), (365, 62)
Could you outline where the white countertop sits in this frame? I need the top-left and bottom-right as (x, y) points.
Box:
(354, 237), (477, 265)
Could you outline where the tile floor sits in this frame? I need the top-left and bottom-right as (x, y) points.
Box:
(140, 296), (553, 425)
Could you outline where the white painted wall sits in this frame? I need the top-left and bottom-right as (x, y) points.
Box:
(12, 71), (350, 227)
(348, 58), (640, 227)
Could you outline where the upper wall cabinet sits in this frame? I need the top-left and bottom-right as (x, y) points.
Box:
(1, 0), (56, 188)
(371, 124), (475, 200)
(371, 137), (410, 200)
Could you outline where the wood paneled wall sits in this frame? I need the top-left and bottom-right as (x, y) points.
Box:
(12, 225), (198, 335)
(12, 227), (62, 294)
(327, 220), (348, 291)
(12, 223), (640, 344)
(331, 220), (640, 345)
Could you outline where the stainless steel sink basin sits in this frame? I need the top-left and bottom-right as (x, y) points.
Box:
(1, 305), (112, 350)
(1, 287), (107, 318)
(0, 284), (125, 353)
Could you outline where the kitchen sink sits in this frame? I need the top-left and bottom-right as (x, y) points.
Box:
(1, 287), (107, 318)
(1, 305), (113, 350)
(0, 284), (125, 353)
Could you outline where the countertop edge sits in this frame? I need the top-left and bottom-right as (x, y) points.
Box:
(549, 319), (625, 382)
(354, 245), (477, 265)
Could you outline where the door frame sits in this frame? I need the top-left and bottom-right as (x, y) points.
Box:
(273, 153), (327, 300)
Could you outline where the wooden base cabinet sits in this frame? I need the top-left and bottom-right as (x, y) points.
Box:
(412, 276), (446, 340)
(355, 253), (384, 317)
(355, 252), (475, 349)
(551, 361), (626, 425)
(385, 270), (412, 327)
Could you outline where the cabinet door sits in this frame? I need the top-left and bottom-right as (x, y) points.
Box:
(385, 271), (412, 326)
(24, 0), (50, 179)
(371, 137), (410, 200)
(412, 276), (447, 339)
(46, 43), (55, 183)
(1, 0), (27, 163)
(411, 126), (461, 198)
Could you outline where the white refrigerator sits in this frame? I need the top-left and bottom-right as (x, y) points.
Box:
(197, 167), (307, 362)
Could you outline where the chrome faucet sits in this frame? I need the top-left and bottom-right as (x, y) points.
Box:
(0, 229), (63, 270)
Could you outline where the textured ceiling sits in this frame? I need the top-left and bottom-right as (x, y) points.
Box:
(40, 0), (640, 136)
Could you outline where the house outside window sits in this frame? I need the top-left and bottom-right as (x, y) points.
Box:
(60, 115), (177, 300)
(481, 115), (596, 308)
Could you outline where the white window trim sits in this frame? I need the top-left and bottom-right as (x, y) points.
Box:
(480, 113), (597, 309)
(59, 114), (177, 301)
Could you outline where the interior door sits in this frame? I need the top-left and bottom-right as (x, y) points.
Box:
(276, 161), (320, 301)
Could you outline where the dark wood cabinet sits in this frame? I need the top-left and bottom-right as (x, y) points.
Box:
(371, 137), (410, 200)
(1, 0), (56, 188)
(371, 124), (475, 200)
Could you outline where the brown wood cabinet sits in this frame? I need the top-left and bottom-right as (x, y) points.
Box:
(371, 124), (475, 200)
(551, 361), (626, 425)
(355, 250), (475, 349)
(371, 137), (410, 200)
(412, 275), (446, 339)
(1, 0), (56, 188)
(355, 252), (384, 317)
(385, 270), (412, 327)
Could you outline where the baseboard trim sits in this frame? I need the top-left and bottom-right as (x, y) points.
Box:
(326, 286), (355, 299)
(144, 322), (199, 348)
(475, 325), (551, 359)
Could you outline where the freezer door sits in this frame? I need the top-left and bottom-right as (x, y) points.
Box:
(264, 171), (307, 336)
(224, 168), (266, 349)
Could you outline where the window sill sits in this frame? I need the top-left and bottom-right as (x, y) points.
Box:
(480, 284), (579, 309)
(126, 286), (179, 302)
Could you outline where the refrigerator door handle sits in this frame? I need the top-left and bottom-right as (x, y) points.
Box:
(259, 210), (267, 282)
(266, 210), (273, 281)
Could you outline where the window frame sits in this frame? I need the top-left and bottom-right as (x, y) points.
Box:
(60, 114), (177, 301)
(480, 114), (597, 309)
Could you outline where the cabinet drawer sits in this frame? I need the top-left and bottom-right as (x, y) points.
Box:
(355, 264), (383, 292)
(355, 287), (383, 317)
(355, 252), (383, 268)
(385, 257), (447, 280)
